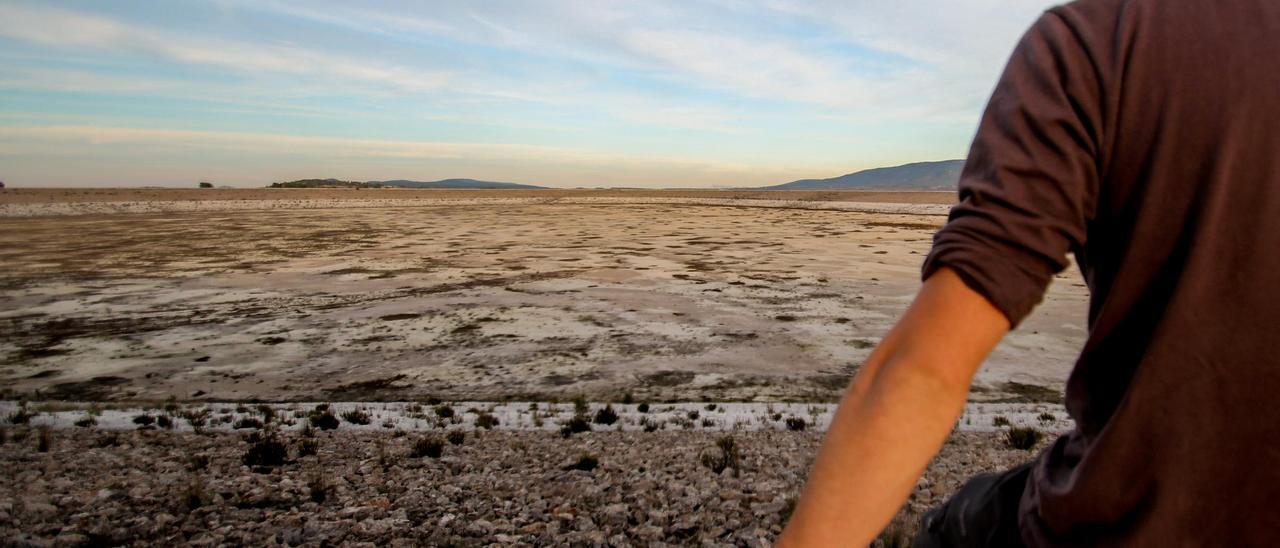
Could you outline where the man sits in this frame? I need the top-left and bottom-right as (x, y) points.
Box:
(779, 0), (1280, 545)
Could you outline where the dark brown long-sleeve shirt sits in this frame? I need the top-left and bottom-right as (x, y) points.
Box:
(922, 0), (1280, 545)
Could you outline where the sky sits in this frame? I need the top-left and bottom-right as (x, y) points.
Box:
(0, 0), (1060, 188)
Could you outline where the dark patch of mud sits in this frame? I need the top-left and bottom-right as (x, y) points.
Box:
(41, 376), (130, 400)
(322, 374), (412, 401)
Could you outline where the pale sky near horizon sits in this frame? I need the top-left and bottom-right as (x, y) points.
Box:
(0, 0), (1059, 188)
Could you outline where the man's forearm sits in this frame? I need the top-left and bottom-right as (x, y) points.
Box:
(777, 268), (1009, 546)
(778, 355), (971, 546)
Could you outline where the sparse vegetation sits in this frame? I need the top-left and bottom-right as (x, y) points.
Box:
(341, 409), (371, 425)
(1038, 412), (1057, 424)
(243, 434), (288, 467)
(1005, 427), (1042, 450)
(183, 477), (207, 510)
(256, 405), (276, 423)
(133, 414), (155, 427)
(446, 431), (465, 445)
(559, 415), (591, 438)
(700, 435), (740, 476)
(411, 437), (444, 459)
(434, 405), (455, 419)
(182, 409), (210, 432)
(637, 402), (650, 413)
(36, 428), (51, 452)
(297, 438), (319, 457)
(7, 407), (34, 425)
(187, 454), (210, 471)
(565, 453), (598, 472)
(74, 415), (96, 428)
(475, 413), (499, 430)
(232, 417), (263, 430)
(593, 405), (619, 425)
(785, 417), (807, 431)
(573, 396), (590, 416)
(309, 410), (339, 430)
(992, 415), (1011, 427)
(307, 470), (328, 503)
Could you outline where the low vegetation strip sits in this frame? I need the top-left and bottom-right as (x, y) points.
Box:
(0, 400), (1071, 434)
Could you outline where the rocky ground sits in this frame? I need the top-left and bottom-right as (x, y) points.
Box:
(0, 426), (1050, 547)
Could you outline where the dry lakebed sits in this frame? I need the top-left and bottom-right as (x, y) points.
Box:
(0, 189), (1087, 545)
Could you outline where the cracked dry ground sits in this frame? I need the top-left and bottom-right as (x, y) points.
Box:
(0, 203), (1085, 404)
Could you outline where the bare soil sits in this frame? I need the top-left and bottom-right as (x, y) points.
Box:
(0, 193), (1087, 404)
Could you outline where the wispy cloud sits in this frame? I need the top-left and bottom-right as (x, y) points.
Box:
(0, 0), (1058, 187)
(0, 4), (454, 93)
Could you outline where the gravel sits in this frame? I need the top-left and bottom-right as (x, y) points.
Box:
(0, 427), (1049, 546)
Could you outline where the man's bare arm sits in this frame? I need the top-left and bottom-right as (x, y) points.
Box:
(778, 267), (1010, 546)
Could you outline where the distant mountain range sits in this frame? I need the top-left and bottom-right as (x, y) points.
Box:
(758, 159), (965, 190)
(269, 178), (545, 189)
(268, 161), (964, 191)
(371, 178), (545, 190)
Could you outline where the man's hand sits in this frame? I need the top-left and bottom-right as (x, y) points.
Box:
(777, 267), (1010, 546)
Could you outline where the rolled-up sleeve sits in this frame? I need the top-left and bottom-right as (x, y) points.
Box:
(923, 10), (1103, 327)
